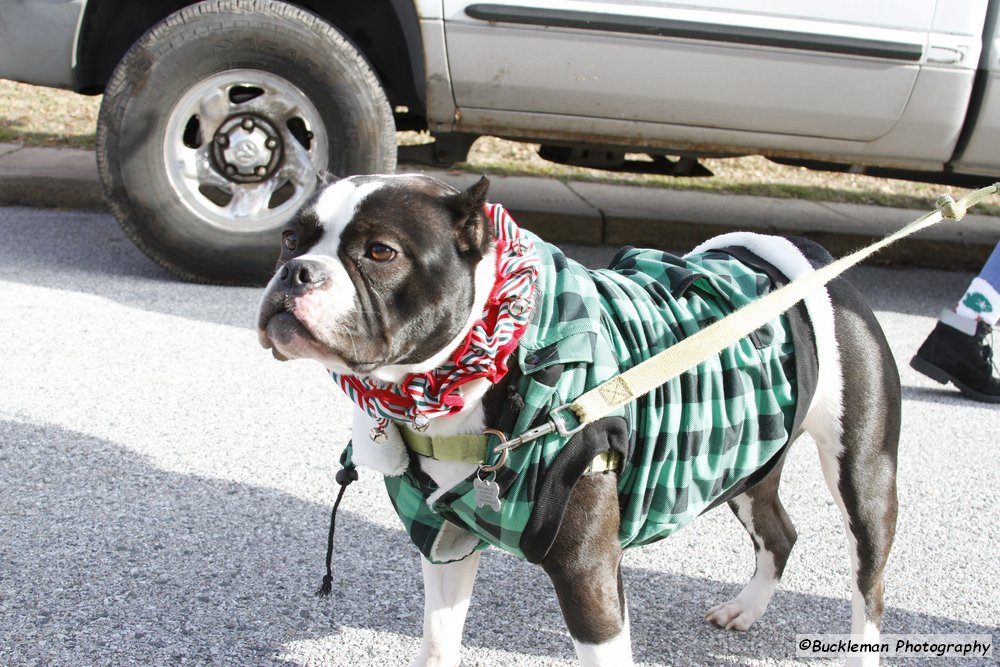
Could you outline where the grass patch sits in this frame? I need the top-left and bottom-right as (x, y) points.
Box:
(4, 78), (997, 215)
(0, 79), (101, 149)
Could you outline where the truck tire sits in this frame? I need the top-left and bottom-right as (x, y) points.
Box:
(97, 0), (396, 285)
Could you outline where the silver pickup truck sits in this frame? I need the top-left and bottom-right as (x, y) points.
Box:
(2, 0), (999, 283)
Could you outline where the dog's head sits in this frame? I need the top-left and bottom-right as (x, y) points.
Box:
(256, 174), (496, 381)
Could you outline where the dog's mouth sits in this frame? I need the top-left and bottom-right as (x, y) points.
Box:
(259, 310), (312, 360)
(257, 300), (387, 373)
(257, 289), (320, 358)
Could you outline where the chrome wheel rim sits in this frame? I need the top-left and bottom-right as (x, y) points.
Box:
(163, 69), (328, 233)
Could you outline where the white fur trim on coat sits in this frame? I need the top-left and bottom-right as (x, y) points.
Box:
(350, 408), (409, 477)
(430, 520), (481, 563)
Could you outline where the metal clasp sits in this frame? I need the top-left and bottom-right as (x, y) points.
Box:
(479, 429), (510, 473)
(495, 422), (554, 452)
(548, 403), (586, 437)
(478, 403), (587, 473)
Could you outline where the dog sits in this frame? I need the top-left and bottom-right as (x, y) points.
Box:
(256, 173), (900, 667)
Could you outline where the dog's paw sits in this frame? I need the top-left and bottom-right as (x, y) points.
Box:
(704, 599), (765, 632)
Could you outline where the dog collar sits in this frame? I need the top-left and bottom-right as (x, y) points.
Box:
(398, 426), (622, 474)
(332, 202), (540, 431)
(398, 429), (490, 465)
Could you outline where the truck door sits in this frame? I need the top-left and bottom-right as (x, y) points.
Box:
(953, 3), (1000, 177)
(442, 0), (936, 142)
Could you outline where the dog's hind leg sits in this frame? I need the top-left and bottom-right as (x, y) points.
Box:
(411, 551), (482, 667)
(804, 278), (900, 666)
(705, 455), (797, 631)
(541, 474), (633, 667)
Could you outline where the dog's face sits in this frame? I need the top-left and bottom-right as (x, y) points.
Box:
(256, 174), (495, 379)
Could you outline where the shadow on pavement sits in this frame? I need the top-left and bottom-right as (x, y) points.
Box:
(2, 418), (993, 666)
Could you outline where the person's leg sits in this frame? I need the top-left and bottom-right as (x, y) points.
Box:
(954, 242), (1000, 325)
(911, 242), (1000, 402)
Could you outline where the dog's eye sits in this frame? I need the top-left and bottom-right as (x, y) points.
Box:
(282, 230), (298, 252)
(366, 244), (397, 262)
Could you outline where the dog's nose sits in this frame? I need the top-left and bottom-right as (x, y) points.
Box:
(279, 258), (328, 289)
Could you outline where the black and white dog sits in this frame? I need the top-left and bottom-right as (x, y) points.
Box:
(256, 173), (900, 667)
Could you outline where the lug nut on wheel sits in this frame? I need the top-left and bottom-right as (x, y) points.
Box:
(242, 117), (255, 130)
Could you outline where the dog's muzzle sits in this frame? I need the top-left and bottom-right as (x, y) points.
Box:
(257, 258), (329, 356)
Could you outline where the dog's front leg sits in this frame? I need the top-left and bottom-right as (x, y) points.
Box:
(411, 551), (481, 667)
(542, 474), (633, 667)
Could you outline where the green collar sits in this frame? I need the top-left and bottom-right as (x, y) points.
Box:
(398, 426), (621, 473)
(398, 428), (490, 465)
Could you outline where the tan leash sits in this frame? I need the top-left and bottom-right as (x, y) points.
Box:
(489, 183), (1000, 458)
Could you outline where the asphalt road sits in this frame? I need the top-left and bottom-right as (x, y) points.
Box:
(1, 206), (997, 666)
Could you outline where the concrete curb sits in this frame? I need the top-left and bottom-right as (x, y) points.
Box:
(0, 144), (107, 211)
(2, 142), (997, 271)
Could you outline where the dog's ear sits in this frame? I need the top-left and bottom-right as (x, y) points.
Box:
(453, 175), (490, 215)
(449, 176), (492, 254)
(316, 169), (339, 186)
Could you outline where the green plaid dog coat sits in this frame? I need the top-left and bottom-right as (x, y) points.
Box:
(366, 232), (817, 564)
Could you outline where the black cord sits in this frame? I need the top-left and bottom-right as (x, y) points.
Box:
(315, 463), (358, 597)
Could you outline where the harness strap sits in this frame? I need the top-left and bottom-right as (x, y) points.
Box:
(586, 448), (621, 474)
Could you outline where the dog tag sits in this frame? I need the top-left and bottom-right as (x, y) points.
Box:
(473, 476), (502, 512)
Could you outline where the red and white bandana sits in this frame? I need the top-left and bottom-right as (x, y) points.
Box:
(332, 203), (539, 429)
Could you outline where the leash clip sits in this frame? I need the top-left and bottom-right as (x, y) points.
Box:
(502, 403), (586, 449)
(478, 403), (587, 472)
(549, 403), (587, 438)
(494, 422), (554, 452)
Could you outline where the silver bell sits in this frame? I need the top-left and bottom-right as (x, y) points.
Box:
(369, 426), (388, 443)
(509, 298), (530, 316)
(412, 414), (430, 432)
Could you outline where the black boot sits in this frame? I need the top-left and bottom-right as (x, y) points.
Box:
(911, 319), (1000, 403)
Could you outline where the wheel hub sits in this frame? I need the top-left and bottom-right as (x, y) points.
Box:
(212, 115), (283, 183)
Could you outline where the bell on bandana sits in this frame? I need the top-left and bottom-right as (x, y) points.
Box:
(369, 425), (388, 443)
(510, 298), (530, 316)
(412, 414), (430, 432)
